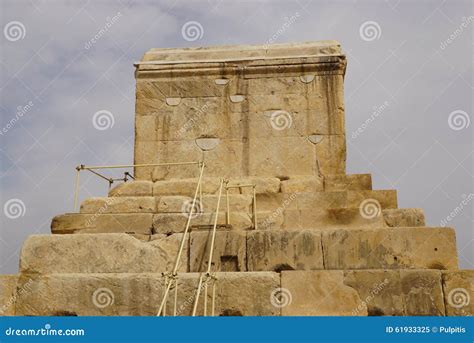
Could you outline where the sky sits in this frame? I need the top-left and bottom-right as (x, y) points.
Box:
(0, 0), (472, 273)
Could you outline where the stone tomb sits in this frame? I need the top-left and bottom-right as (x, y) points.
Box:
(1, 41), (472, 316)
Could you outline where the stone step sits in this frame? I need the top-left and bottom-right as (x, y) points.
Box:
(107, 174), (373, 198)
(324, 174), (372, 191)
(244, 227), (458, 272)
(383, 208), (425, 227)
(256, 189), (397, 212)
(8, 269), (471, 316)
(51, 213), (154, 234)
(79, 195), (252, 214)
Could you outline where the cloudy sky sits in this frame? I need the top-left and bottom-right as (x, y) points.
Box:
(0, 0), (472, 273)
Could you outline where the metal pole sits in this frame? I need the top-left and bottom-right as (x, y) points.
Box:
(253, 186), (258, 230)
(203, 281), (208, 316)
(73, 168), (81, 211)
(206, 179), (224, 275)
(192, 274), (205, 316)
(211, 278), (217, 317)
(226, 185), (230, 225)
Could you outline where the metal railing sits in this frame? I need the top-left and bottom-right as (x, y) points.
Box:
(225, 182), (258, 230)
(73, 161), (202, 211)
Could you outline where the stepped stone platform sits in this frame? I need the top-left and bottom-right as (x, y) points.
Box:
(1, 41), (472, 316)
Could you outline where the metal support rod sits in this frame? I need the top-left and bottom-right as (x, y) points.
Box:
(157, 162), (205, 316)
(73, 168), (81, 211)
(163, 275), (168, 317)
(206, 179), (225, 275)
(192, 274), (205, 316)
(86, 168), (111, 182)
(203, 282), (208, 316)
(81, 161), (200, 170)
(173, 278), (178, 317)
(225, 184), (230, 225)
(211, 278), (216, 317)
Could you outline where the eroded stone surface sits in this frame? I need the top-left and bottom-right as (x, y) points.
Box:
(247, 230), (323, 271)
(80, 197), (156, 214)
(20, 233), (187, 274)
(442, 270), (473, 316)
(109, 181), (153, 197)
(281, 270), (367, 316)
(383, 208), (425, 227)
(0, 275), (19, 316)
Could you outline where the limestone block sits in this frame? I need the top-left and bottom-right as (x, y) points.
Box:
(248, 110), (309, 138)
(442, 270), (473, 316)
(248, 136), (317, 177)
(20, 233), (187, 274)
(281, 176), (324, 193)
(383, 209), (425, 227)
(189, 230), (246, 272)
(137, 79), (226, 99)
(347, 190), (397, 209)
(227, 177), (281, 194)
(108, 181), (153, 197)
(247, 230), (323, 271)
(154, 177), (221, 195)
(80, 197), (156, 214)
(314, 134), (346, 176)
(325, 174), (372, 191)
(247, 76), (307, 95)
(257, 210), (284, 230)
(282, 208), (386, 230)
(135, 115), (157, 141)
(157, 195), (252, 213)
(256, 193), (299, 212)
(343, 270), (403, 316)
(281, 270), (367, 316)
(0, 275), (19, 316)
(400, 270), (445, 316)
(152, 212), (252, 234)
(51, 213), (153, 235)
(142, 140), (245, 180)
(14, 272), (280, 316)
(135, 98), (170, 116)
(322, 227), (458, 270)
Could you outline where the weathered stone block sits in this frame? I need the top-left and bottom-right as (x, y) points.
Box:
(152, 212), (252, 234)
(153, 177), (221, 196)
(280, 176), (324, 193)
(189, 230), (246, 272)
(322, 227), (458, 270)
(80, 197), (156, 214)
(383, 208), (425, 227)
(281, 271), (367, 316)
(14, 272), (280, 316)
(157, 195), (252, 213)
(0, 275), (19, 316)
(400, 270), (445, 316)
(108, 181), (153, 197)
(325, 174), (372, 191)
(442, 270), (473, 316)
(20, 233), (187, 274)
(247, 230), (323, 271)
(51, 213), (153, 235)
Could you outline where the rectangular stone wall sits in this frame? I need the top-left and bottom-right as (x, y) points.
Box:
(134, 42), (347, 180)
